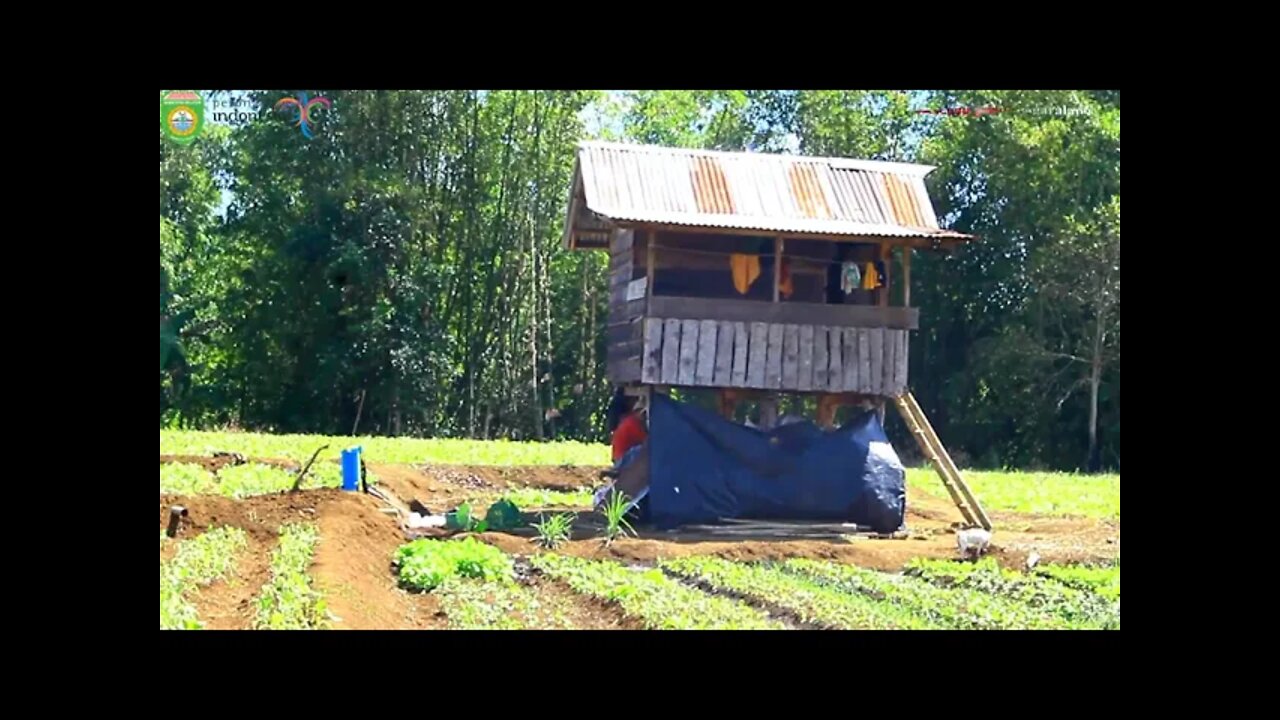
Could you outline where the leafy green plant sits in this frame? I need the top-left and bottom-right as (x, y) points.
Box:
(905, 557), (1118, 629)
(254, 523), (327, 629)
(444, 502), (489, 532)
(531, 553), (782, 630)
(780, 558), (1071, 630)
(433, 576), (585, 630)
(394, 537), (515, 591)
(660, 556), (937, 630)
(1034, 561), (1120, 602)
(600, 491), (635, 545)
(531, 512), (576, 549)
(159, 526), (249, 629)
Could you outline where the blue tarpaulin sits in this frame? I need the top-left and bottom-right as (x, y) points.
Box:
(645, 394), (906, 533)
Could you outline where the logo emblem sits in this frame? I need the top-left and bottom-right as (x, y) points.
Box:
(161, 91), (205, 145)
(275, 92), (332, 139)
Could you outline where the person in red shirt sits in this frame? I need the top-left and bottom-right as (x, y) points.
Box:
(606, 388), (648, 463)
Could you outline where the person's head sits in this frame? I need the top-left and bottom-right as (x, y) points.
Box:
(606, 387), (630, 433)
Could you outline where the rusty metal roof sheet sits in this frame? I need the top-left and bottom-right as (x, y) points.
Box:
(568, 141), (971, 245)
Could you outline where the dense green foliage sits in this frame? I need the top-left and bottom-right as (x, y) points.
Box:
(395, 537), (515, 591)
(161, 90), (1118, 471)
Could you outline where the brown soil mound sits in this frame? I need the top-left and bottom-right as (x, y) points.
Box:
(311, 494), (445, 629)
(159, 489), (444, 629)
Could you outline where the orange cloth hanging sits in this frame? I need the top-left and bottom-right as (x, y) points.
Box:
(862, 261), (880, 290)
(730, 253), (762, 294)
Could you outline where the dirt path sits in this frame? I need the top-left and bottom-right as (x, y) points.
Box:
(188, 536), (274, 630)
(311, 493), (444, 629)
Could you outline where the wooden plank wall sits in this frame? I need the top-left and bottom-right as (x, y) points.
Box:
(606, 229), (644, 383)
(642, 318), (910, 397)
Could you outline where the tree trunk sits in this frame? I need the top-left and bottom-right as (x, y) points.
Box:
(1087, 292), (1106, 473)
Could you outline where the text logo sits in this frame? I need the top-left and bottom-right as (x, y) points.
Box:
(275, 92), (332, 139)
(916, 106), (1002, 118)
(161, 90), (205, 145)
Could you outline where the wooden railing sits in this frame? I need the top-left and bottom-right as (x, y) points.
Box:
(633, 314), (908, 395)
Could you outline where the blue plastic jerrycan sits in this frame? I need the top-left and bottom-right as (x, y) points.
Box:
(341, 446), (363, 491)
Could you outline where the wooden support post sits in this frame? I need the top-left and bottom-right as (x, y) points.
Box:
(878, 243), (892, 307)
(902, 247), (912, 308)
(758, 395), (779, 429)
(816, 394), (841, 429)
(717, 389), (740, 421)
(771, 238), (781, 302)
(646, 230), (656, 315)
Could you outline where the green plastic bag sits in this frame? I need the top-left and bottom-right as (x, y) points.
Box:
(484, 499), (522, 531)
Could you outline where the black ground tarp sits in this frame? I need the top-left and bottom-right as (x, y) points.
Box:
(646, 394), (906, 533)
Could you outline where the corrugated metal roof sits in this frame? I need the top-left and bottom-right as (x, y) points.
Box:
(568, 141), (969, 243)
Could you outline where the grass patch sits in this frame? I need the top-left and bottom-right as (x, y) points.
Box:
(501, 488), (593, 508)
(161, 430), (608, 466)
(908, 468), (1120, 519)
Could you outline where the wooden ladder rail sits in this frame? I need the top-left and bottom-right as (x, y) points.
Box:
(893, 392), (992, 531)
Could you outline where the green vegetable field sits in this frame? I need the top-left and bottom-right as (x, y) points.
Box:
(159, 431), (1118, 631)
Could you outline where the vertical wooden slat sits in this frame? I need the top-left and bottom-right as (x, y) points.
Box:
(696, 319), (718, 386)
(731, 322), (749, 387)
(661, 319), (681, 384)
(782, 324), (800, 389)
(766, 323), (784, 389)
(883, 328), (897, 397)
(773, 237), (784, 303)
(878, 242), (891, 308)
(678, 319), (700, 386)
(713, 320), (734, 386)
(813, 327), (830, 391)
(858, 328), (873, 394)
(646, 231), (656, 315)
(642, 318), (663, 383)
(798, 325), (815, 391)
(902, 247), (911, 308)
(842, 328), (857, 392)
(747, 322), (768, 388)
(828, 326), (843, 393)
(869, 328), (885, 396)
